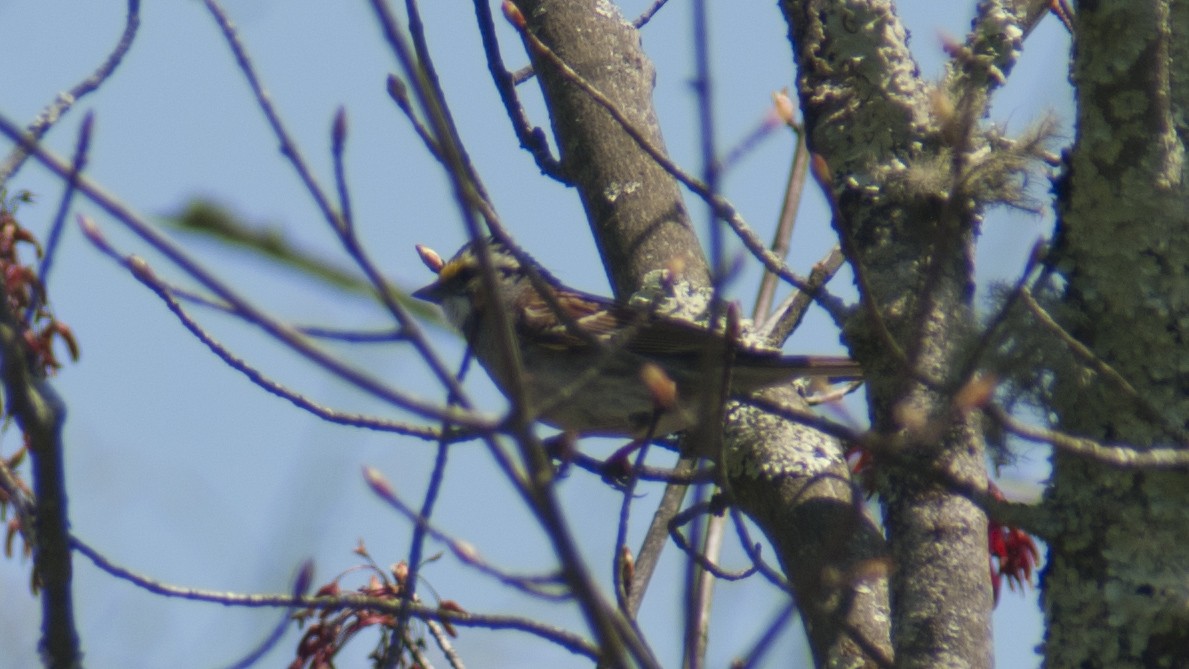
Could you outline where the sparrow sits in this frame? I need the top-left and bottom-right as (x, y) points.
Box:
(413, 237), (859, 438)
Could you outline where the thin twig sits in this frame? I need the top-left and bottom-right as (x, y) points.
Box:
(567, 451), (714, 484)
(5, 83), (495, 435)
(143, 299), (441, 438)
(0, 0), (141, 184)
(391, 350), (462, 664)
(753, 130), (811, 321)
(757, 246), (847, 347)
(372, 7), (661, 666)
(30, 113), (93, 323)
(626, 456), (699, 617)
(633, 0), (671, 28)
(203, 0), (339, 231)
(727, 507), (790, 590)
(382, 21), (658, 669)
(613, 440), (653, 611)
(1018, 287), (1186, 441)
(505, 0), (675, 89)
(729, 603), (796, 669)
(205, 1), (475, 412)
(680, 483), (711, 669)
(668, 501), (757, 582)
(986, 405), (1189, 469)
(687, 8), (722, 662)
(399, 627), (439, 669)
(290, 325), (405, 343)
(121, 273), (409, 343)
(223, 563), (313, 669)
(364, 468), (570, 598)
(742, 394), (864, 444)
(330, 108), (353, 234)
(422, 618), (464, 669)
(470, 0), (564, 178)
(71, 535), (600, 659)
(386, 74), (446, 162)
(689, 510), (725, 669)
(717, 112), (784, 176)
(70, 213), (485, 431)
(207, 38), (524, 590)
(956, 239), (1044, 385)
(810, 155), (913, 373)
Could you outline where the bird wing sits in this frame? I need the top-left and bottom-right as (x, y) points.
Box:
(516, 287), (628, 349)
(516, 286), (730, 357)
(513, 285), (862, 379)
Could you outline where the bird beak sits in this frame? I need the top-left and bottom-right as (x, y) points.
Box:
(412, 243), (448, 303)
(412, 280), (445, 304)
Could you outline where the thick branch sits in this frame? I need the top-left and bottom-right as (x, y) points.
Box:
(725, 387), (893, 668)
(511, 0), (709, 296)
(780, 1), (1000, 666)
(0, 293), (77, 668)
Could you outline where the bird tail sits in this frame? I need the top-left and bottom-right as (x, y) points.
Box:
(774, 354), (863, 381)
(725, 353), (863, 391)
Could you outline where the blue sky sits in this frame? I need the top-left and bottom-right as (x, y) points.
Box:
(0, 2), (1069, 666)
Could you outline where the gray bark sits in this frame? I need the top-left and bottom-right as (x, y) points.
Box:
(510, 0), (892, 665)
(779, 1), (1002, 666)
(513, 0), (709, 298)
(1043, 1), (1189, 667)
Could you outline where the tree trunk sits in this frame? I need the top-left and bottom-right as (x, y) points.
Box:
(780, 1), (999, 665)
(1043, 2), (1189, 667)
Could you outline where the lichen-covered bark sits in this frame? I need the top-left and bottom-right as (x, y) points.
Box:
(1044, 1), (1189, 667)
(779, 1), (995, 666)
(725, 388), (892, 668)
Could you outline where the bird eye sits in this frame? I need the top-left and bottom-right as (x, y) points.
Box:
(437, 260), (475, 285)
(453, 265), (478, 284)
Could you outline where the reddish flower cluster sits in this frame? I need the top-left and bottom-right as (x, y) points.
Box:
(291, 578), (397, 669)
(846, 443), (1041, 603)
(987, 483), (1040, 603)
(2, 436), (32, 560)
(290, 552), (452, 669)
(0, 193), (78, 376)
(292, 564), (405, 669)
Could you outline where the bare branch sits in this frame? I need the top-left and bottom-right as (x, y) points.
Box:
(0, 0), (141, 184)
(633, 0), (672, 28)
(202, 0), (340, 233)
(668, 502), (758, 582)
(71, 536), (601, 659)
(613, 441), (653, 611)
(471, 0), (565, 179)
(79, 223), (449, 438)
(757, 246), (846, 347)
(1019, 288), (1188, 442)
(626, 456), (701, 617)
(987, 406), (1189, 469)
(364, 467), (571, 599)
(753, 125), (812, 320)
